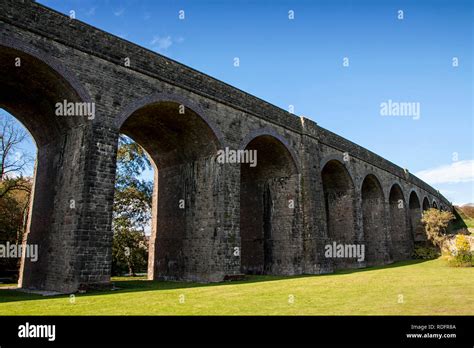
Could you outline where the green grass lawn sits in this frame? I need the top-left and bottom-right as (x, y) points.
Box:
(0, 258), (472, 315)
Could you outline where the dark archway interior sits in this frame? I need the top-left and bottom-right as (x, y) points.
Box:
(432, 201), (438, 209)
(120, 102), (219, 169)
(321, 160), (355, 269)
(389, 184), (412, 261)
(409, 192), (420, 210)
(422, 197), (430, 211)
(361, 174), (386, 265)
(0, 46), (83, 146)
(119, 101), (221, 280)
(240, 135), (297, 275)
(409, 192), (423, 242)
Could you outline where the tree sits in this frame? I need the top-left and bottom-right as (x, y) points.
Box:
(0, 113), (33, 198)
(0, 112), (34, 278)
(112, 218), (149, 276)
(421, 208), (455, 248)
(112, 135), (153, 276)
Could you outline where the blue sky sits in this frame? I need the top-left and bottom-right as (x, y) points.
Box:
(3, 0), (473, 204)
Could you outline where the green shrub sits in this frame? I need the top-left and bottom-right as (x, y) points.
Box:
(413, 246), (440, 260)
(447, 257), (474, 267)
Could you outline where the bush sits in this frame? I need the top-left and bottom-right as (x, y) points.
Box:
(421, 209), (455, 247)
(447, 235), (473, 267)
(447, 257), (474, 267)
(413, 246), (440, 260)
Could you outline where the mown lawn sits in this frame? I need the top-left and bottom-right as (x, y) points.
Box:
(0, 258), (472, 315)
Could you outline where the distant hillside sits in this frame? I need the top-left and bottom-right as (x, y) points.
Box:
(457, 205), (474, 219)
(453, 205), (474, 231)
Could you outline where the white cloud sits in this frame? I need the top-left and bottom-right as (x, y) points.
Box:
(150, 35), (173, 51)
(114, 8), (125, 16)
(415, 160), (474, 185)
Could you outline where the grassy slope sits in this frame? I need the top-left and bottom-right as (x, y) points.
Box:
(0, 258), (472, 315)
(453, 206), (474, 231)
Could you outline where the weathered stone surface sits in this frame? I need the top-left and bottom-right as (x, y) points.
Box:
(0, 0), (452, 293)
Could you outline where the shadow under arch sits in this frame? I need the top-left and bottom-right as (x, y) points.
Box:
(0, 37), (93, 145)
(115, 92), (226, 151)
(360, 174), (388, 266)
(238, 127), (300, 174)
(388, 183), (413, 261)
(422, 196), (430, 211)
(239, 132), (301, 275)
(408, 190), (424, 242)
(321, 159), (357, 270)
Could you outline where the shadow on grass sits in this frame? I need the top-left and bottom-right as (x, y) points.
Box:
(0, 258), (432, 305)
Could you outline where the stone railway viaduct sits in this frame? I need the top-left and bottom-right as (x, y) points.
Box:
(1, 0), (451, 292)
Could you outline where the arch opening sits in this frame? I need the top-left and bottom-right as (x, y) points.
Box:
(321, 160), (356, 270)
(389, 184), (412, 261)
(0, 46), (86, 146)
(118, 100), (222, 281)
(422, 197), (430, 211)
(0, 111), (36, 285)
(240, 135), (299, 275)
(409, 191), (424, 243)
(111, 134), (153, 278)
(0, 44), (91, 291)
(432, 201), (438, 209)
(361, 174), (387, 265)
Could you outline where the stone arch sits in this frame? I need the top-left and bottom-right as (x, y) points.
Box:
(319, 154), (355, 183)
(321, 159), (356, 270)
(117, 96), (223, 167)
(0, 37), (93, 145)
(239, 127), (300, 173)
(116, 96), (224, 281)
(422, 196), (430, 211)
(388, 184), (412, 261)
(0, 36), (93, 112)
(115, 92), (226, 149)
(384, 180), (402, 204)
(432, 200), (438, 209)
(357, 171), (384, 193)
(361, 174), (387, 265)
(240, 133), (300, 275)
(408, 190), (424, 242)
(0, 38), (94, 291)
